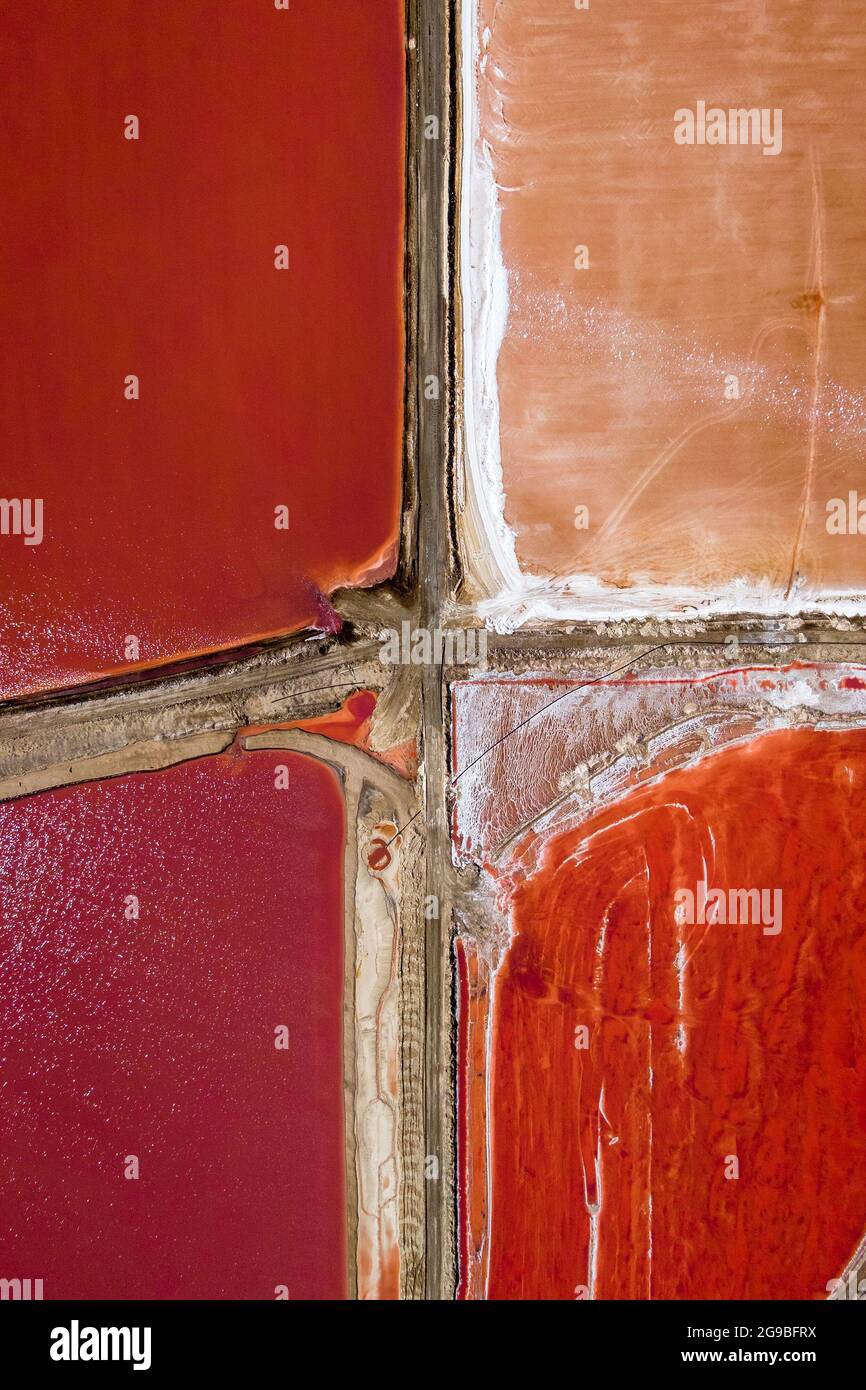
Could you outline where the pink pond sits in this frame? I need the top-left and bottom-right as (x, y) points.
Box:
(0, 746), (347, 1299)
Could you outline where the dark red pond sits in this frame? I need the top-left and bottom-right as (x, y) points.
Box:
(0, 0), (405, 697)
(0, 747), (347, 1299)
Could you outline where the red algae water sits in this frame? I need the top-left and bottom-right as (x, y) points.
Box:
(0, 748), (347, 1299)
(458, 727), (866, 1300)
(0, 0), (405, 697)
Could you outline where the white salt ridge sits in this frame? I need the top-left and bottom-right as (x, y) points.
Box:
(452, 664), (866, 866)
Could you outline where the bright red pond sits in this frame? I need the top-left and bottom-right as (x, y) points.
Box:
(459, 728), (866, 1300)
(0, 0), (405, 697)
(0, 748), (347, 1299)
